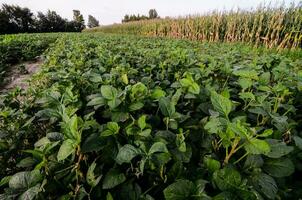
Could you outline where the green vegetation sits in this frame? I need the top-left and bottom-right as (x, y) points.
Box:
(0, 4), (86, 34)
(85, 4), (302, 49)
(0, 33), (302, 199)
(0, 33), (62, 85)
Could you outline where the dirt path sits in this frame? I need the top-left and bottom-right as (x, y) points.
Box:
(0, 59), (43, 93)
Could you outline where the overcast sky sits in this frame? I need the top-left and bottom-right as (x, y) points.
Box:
(0, 0), (299, 25)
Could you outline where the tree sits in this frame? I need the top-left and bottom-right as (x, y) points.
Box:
(0, 4), (35, 33)
(122, 14), (130, 23)
(87, 15), (99, 28)
(72, 10), (85, 31)
(36, 10), (67, 32)
(149, 9), (159, 19)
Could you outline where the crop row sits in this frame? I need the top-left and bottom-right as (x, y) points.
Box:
(85, 4), (302, 49)
(0, 33), (302, 199)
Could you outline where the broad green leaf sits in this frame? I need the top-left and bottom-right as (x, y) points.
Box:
(171, 89), (182, 105)
(19, 184), (41, 200)
(258, 129), (273, 137)
(210, 91), (232, 118)
(204, 116), (222, 134)
(101, 122), (120, 137)
(138, 129), (151, 137)
(163, 179), (196, 200)
(86, 161), (102, 187)
(148, 142), (168, 155)
(0, 176), (11, 187)
(239, 92), (255, 101)
(57, 139), (77, 161)
(243, 155), (264, 169)
(82, 133), (105, 153)
(121, 73), (128, 85)
(116, 144), (140, 164)
(151, 88), (166, 100)
(264, 158), (294, 177)
(266, 139), (294, 158)
(129, 102), (144, 111)
(159, 97), (175, 117)
(238, 78), (253, 90)
(213, 167), (241, 191)
(251, 173), (277, 199)
(293, 136), (302, 150)
(101, 85), (118, 100)
(130, 82), (148, 100)
(138, 115), (147, 130)
(233, 70), (258, 80)
(17, 157), (36, 168)
(87, 97), (106, 107)
(107, 98), (121, 109)
(244, 138), (270, 155)
(102, 169), (126, 189)
(9, 170), (42, 190)
(204, 156), (221, 173)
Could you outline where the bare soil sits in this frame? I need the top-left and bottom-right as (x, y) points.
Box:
(0, 59), (42, 93)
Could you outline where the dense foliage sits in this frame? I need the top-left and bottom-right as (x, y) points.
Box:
(0, 33), (302, 199)
(0, 33), (61, 85)
(122, 9), (159, 23)
(0, 4), (86, 34)
(85, 3), (302, 49)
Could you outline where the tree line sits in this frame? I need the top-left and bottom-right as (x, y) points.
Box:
(122, 9), (159, 23)
(0, 4), (100, 34)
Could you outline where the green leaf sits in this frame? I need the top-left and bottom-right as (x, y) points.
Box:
(151, 88), (166, 100)
(9, 170), (42, 190)
(204, 156), (221, 173)
(116, 144), (140, 164)
(266, 139), (294, 158)
(129, 102), (144, 111)
(213, 167), (241, 191)
(107, 98), (121, 109)
(19, 184), (41, 200)
(0, 176), (11, 187)
(258, 129), (273, 137)
(163, 179), (196, 200)
(239, 92), (255, 101)
(210, 91), (232, 118)
(57, 139), (77, 161)
(121, 73), (128, 85)
(251, 173), (277, 199)
(176, 132), (186, 152)
(17, 157), (36, 168)
(106, 192), (114, 200)
(101, 85), (118, 100)
(233, 70), (258, 80)
(101, 122), (120, 137)
(86, 161), (102, 187)
(138, 115), (147, 130)
(138, 129), (151, 137)
(148, 142), (168, 155)
(204, 116), (222, 134)
(159, 97), (175, 117)
(130, 82), (148, 100)
(293, 136), (302, 150)
(87, 97), (106, 107)
(244, 138), (270, 155)
(264, 158), (294, 177)
(102, 169), (126, 189)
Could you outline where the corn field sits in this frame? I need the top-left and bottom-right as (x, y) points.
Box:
(85, 3), (302, 49)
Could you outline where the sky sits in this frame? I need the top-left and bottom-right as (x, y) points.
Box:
(0, 0), (300, 25)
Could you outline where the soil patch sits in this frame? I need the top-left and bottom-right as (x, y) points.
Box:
(0, 59), (43, 93)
